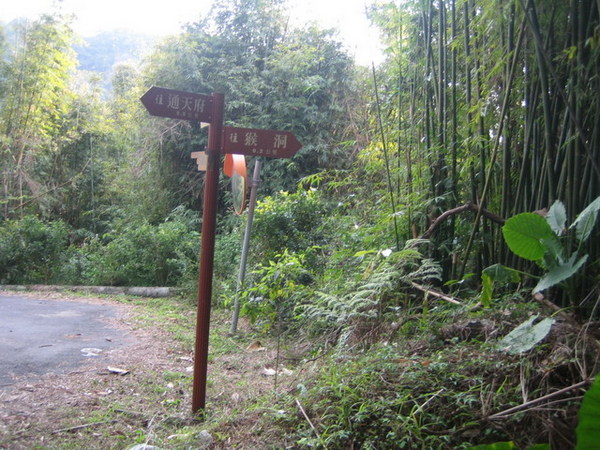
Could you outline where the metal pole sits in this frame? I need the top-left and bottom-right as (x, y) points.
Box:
(230, 158), (262, 334)
(192, 92), (224, 414)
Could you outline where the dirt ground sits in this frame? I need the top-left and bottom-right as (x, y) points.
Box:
(0, 291), (298, 449)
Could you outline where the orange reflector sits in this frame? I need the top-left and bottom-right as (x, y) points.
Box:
(223, 154), (247, 214)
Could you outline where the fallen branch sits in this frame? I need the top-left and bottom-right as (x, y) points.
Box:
(411, 282), (462, 305)
(114, 408), (147, 418)
(52, 419), (117, 434)
(487, 378), (592, 420)
(295, 398), (321, 440)
(420, 202), (505, 239)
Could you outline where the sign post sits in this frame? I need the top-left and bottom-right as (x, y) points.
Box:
(141, 86), (301, 414)
(192, 92), (224, 413)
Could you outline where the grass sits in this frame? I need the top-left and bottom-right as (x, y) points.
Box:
(1, 289), (595, 449)
(0, 290), (296, 448)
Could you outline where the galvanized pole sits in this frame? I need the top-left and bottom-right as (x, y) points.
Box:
(192, 92), (224, 414)
(230, 158), (262, 334)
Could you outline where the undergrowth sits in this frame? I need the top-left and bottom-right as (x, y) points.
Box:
(206, 294), (597, 449)
(1, 289), (597, 449)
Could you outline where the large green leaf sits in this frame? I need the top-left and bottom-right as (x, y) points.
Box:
(480, 264), (521, 307)
(502, 213), (555, 261)
(481, 273), (493, 307)
(576, 378), (600, 449)
(571, 196), (600, 242)
(498, 315), (555, 354)
(546, 200), (567, 235)
(470, 443), (517, 450)
(540, 235), (566, 266)
(483, 264), (521, 283)
(533, 253), (588, 293)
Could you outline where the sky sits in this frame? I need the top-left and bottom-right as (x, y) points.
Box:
(1, 0), (384, 66)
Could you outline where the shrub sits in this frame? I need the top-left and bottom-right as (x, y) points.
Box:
(241, 249), (314, 332)
(84, 214), (200, 287)
(251, 190), (327, 260)
(0, 215), (69, 284)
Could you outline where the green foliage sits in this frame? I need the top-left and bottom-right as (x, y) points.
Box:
(502, 214), (555, 261)
(470, 444), (516, 450)
(571, 197), (600, 243)
(484, 198), (600, 303)
(251, 190), (327, 260)
(144, 0), (357, 195)
(481, 264), (521, 307)
(576, 378), (600, 449)
(0, 216), (69, 283)
(83, 216), (199, 287)
(299, 240), (442, 338)
(0, 14), (78, 218)
(289, 340), (523, 449)
(241, 249), (313, 331)
(470, 443), (549, 450)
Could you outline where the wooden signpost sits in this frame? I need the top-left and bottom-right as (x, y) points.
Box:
(140, 86), (302, 413)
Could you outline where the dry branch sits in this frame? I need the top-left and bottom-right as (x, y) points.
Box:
(410, 282), (463, 305)
(295, 398), (321, 440)
(420, 202), (505, 239)
(52, 419), (117, 434)
(487, 378), (592, 420)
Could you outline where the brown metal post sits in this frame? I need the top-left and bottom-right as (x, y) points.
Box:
(192, 92), (224, 414)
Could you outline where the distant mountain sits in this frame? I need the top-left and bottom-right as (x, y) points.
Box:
(74, 29), (156, 74)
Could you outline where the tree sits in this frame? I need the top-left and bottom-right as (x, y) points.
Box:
(0, 14), (77, 219)
(140, 0), (359, 206)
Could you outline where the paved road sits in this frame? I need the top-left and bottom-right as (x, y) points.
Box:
(0, 294), (128, 387)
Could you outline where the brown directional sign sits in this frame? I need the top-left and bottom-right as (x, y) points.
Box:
(140, 87), (303, 414)
(140, 86), (213, 122)
(222, 126), (302, 159)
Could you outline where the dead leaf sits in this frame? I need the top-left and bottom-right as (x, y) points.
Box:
(246, 341), (265, 352)
(262, 367), (277, 376)
(262, 367), (293, 376)
(107, 366), (129, 376)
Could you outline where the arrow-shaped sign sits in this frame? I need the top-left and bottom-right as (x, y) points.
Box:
(222, 126), (302, 159)
(140, 86), (213, 123)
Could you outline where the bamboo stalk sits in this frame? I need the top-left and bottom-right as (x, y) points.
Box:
(459, 12), (526, 278)
(372, 64), (401, 250)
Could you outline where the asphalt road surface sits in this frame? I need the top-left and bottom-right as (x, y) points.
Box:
(0, 293), (128, 388)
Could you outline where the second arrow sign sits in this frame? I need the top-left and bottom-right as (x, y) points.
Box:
(222, 126), (302, 159)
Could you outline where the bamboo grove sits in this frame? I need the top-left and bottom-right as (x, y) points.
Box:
(368, 0), (600, 304)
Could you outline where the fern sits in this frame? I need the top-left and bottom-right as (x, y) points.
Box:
(404, 258), (443, 284)
(298, 240), (442, 336)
